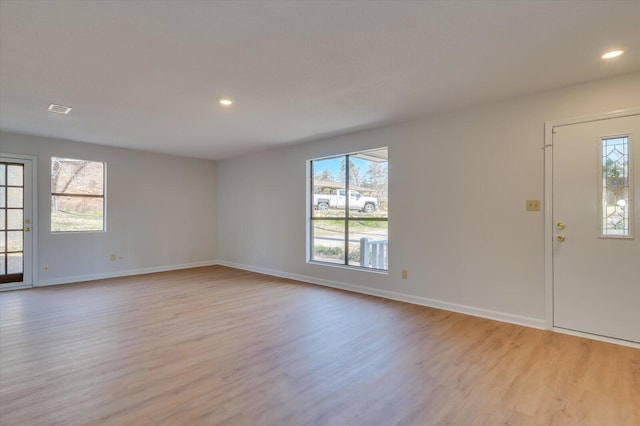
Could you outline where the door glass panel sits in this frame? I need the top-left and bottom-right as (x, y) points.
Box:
(0, 254), (5, 275)
(0, 164), (5, 185)
(7, 188), (23, 208)
(7, 209), (22, 230)
(7, 253), (23, 274)
(0, 210), (4, 230)
(0, 188), (5, 208)
(0, 232), (5, 251)
(7, 231), (23, 252)
(7, 165), (24, 186)
(601, 136), (631, 237)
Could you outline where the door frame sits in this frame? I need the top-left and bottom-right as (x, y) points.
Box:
(544, 107), (640, 348)
(0, 153), (38, 291)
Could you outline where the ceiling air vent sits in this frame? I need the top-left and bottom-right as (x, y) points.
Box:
(48, 104), (72, 114)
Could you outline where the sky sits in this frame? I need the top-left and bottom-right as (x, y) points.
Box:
(313, 156), (386, 182)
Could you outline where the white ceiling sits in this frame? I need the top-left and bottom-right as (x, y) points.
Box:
(1, 0), (639, 160)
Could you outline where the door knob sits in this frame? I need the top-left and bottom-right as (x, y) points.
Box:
(556, 235), (566, 242)
(556, 222), (566, 230)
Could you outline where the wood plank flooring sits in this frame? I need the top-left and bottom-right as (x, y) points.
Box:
(0, 266), (638, 425)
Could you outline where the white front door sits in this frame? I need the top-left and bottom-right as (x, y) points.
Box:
(0, 157), (33, 290)
(552, 113), (639, 344)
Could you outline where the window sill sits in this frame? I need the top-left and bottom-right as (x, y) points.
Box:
(51, 230), (106, 235)
(307, 260), (389, 275)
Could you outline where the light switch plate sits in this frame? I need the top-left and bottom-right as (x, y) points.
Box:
(526, 200), (541, 211)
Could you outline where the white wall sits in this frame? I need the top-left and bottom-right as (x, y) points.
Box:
(2, 72), (638, 323)
(0, 132), (218, 285)
(217, 72), (640, 326)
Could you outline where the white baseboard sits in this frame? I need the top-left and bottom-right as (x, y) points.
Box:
(35, 260), (219, 287)
(216, 260), (546, 330)
(551, 327), (640, 349)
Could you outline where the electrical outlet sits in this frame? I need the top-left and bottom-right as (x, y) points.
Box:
(402, 270), (408, 279)
(526, 200), (541, 211)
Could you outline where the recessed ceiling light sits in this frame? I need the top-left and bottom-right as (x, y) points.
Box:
(219, 99), (233, 106)
(601, 50), (624, 59)
(48, 104), (72, 114)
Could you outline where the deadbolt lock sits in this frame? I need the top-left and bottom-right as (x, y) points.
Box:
(556, 222), (566, 231)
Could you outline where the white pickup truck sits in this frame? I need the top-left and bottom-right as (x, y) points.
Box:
(313, 189), (379, 213)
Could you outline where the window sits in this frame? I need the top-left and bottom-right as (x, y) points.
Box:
(600, 136), (632, 238)
(309, 148), (388, 270)
(51, 157), (105, 232)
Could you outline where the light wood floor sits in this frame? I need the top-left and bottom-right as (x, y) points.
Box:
(0, 266), (638, 425)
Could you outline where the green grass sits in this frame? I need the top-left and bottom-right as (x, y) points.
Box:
(51, 211), (103, 232)
(313, 245), (361, 263)
(313, 207), (388, 219)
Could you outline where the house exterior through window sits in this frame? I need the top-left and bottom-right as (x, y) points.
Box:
(51, 157), (105, 232)
(309, 147), (388, 270)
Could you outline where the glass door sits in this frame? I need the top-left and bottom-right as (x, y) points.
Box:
(0, 158), (33, 290)
(552, 114), (639, 343)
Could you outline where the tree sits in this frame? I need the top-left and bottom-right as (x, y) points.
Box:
(339, 158), (361, 186)
(604, 158), (624, 178)
(51, 159), (89, 212)
(363, 162), (388, 200)
(314, 169), (335, 182)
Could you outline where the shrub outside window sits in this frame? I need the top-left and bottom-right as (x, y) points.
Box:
(309, 148), (388, 270)
(51, 157), (105, 232)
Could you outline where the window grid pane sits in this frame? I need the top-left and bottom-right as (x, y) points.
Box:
(312, 157), (346, 218)
(349, 221), (388, 269)
(312, 220), (345, 264)
(51, 158), (104, 195)
(51, 195), (104, 232)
